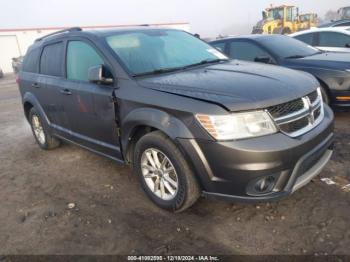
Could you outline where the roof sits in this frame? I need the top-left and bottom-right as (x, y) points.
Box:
(265, 5), (295, 10)
(210, 34), (284, 42)
(0, 22), (189, 33)
(31, 26), (186, 46)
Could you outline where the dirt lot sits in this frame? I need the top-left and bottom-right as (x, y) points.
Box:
(0, 74), (349, 255)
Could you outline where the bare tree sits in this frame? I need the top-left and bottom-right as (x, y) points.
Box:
(324, 10), (339, 22)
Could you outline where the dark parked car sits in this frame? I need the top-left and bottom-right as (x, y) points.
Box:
(0, 67), (3, 78)
(19, 27), (334, 212)
(210, 35), (350, 107)
(318, 19), (350, 28)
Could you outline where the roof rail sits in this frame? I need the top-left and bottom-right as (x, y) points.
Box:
(35, 27), (82, 42)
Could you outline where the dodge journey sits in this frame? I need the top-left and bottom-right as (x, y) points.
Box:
(19, 27), (334, 211)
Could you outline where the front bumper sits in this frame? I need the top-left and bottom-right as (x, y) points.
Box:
(177, 105), (334, 202)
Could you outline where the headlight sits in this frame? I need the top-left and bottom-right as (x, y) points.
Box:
(196, 111), (277, 141)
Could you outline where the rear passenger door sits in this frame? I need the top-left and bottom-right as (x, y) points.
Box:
(38, 42), (66, 127)
(61, 39), (121, 159)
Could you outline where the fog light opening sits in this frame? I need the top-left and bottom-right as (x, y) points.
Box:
(255, 176), (275, 193)
(246, 175), (278, 196)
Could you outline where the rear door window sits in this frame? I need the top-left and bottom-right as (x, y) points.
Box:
(294, 33), (315, 45)
(40, 42), (64, 77)
(229, 41), (270, 61)
(66, 41), (104, 81)
(318, 32), (350, 47)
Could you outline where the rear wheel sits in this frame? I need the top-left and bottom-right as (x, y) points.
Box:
(29, 107), (60, 150)
(133, 131), (200, 212)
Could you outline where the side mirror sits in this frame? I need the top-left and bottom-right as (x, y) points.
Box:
(88, 65), (114, 85)
(345, 43), (350, 48)
(254, 56), (273, 64)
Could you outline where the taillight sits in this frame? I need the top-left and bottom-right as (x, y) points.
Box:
(15, 74), (20, 85)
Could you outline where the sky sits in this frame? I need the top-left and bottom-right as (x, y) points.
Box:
(0, 0), (349, 37)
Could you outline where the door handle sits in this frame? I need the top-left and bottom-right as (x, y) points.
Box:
(60, 89), (72, 95)
(32, 82), (40, 88)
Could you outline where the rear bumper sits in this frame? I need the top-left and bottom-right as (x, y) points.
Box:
(177, 105), (334, 202)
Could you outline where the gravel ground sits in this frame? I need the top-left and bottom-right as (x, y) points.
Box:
(0, 74), (349, 255)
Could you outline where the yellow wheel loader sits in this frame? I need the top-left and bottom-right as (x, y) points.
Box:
(252, 5), (316, 34)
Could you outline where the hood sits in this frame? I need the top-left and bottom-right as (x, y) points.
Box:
(284, 52), (350, 70)
(137, 60), (318, 112)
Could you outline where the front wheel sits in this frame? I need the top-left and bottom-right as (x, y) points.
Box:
(133, 131), (200, 212)
(282, 27), (292, 35)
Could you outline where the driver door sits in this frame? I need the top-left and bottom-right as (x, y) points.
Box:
(61, 39), (122, 159)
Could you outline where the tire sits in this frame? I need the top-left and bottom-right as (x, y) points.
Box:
(282, 28), (291, 35)
(133, 131), (200, 212)
(320, 86), (330, 105)
(29, 107), (60, 150)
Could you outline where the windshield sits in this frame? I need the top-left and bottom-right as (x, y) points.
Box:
(259, 35), (320, 59)
(106, 29), (228, 76)
(299, 14), (310, 22)
(267, 8), (284, 20)
(342, 7), (350, 19)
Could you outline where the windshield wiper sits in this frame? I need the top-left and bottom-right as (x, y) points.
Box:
(132, 67), (185, 77)
(183, 58), (229, 69)
(132, 58), (229, 77)
(308, 50), (324, 56)
(285, 55), (305, 59)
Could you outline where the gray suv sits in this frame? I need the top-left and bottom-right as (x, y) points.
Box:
(18, 27), (334, 211)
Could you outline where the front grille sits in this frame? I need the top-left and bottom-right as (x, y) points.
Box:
(314, 107), (321, 120)
(268, 98), (304, 118)
(279, 117), (309, 133)
(308, 90), (318, 104)
(267, 88), (324, 137)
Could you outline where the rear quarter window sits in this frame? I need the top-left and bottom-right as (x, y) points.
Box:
(40, 42), (64, 77)
(22, 48), (40, 73)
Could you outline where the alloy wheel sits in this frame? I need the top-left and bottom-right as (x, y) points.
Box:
(141, 148), (179, 201)
(32, 115), (46, 145)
